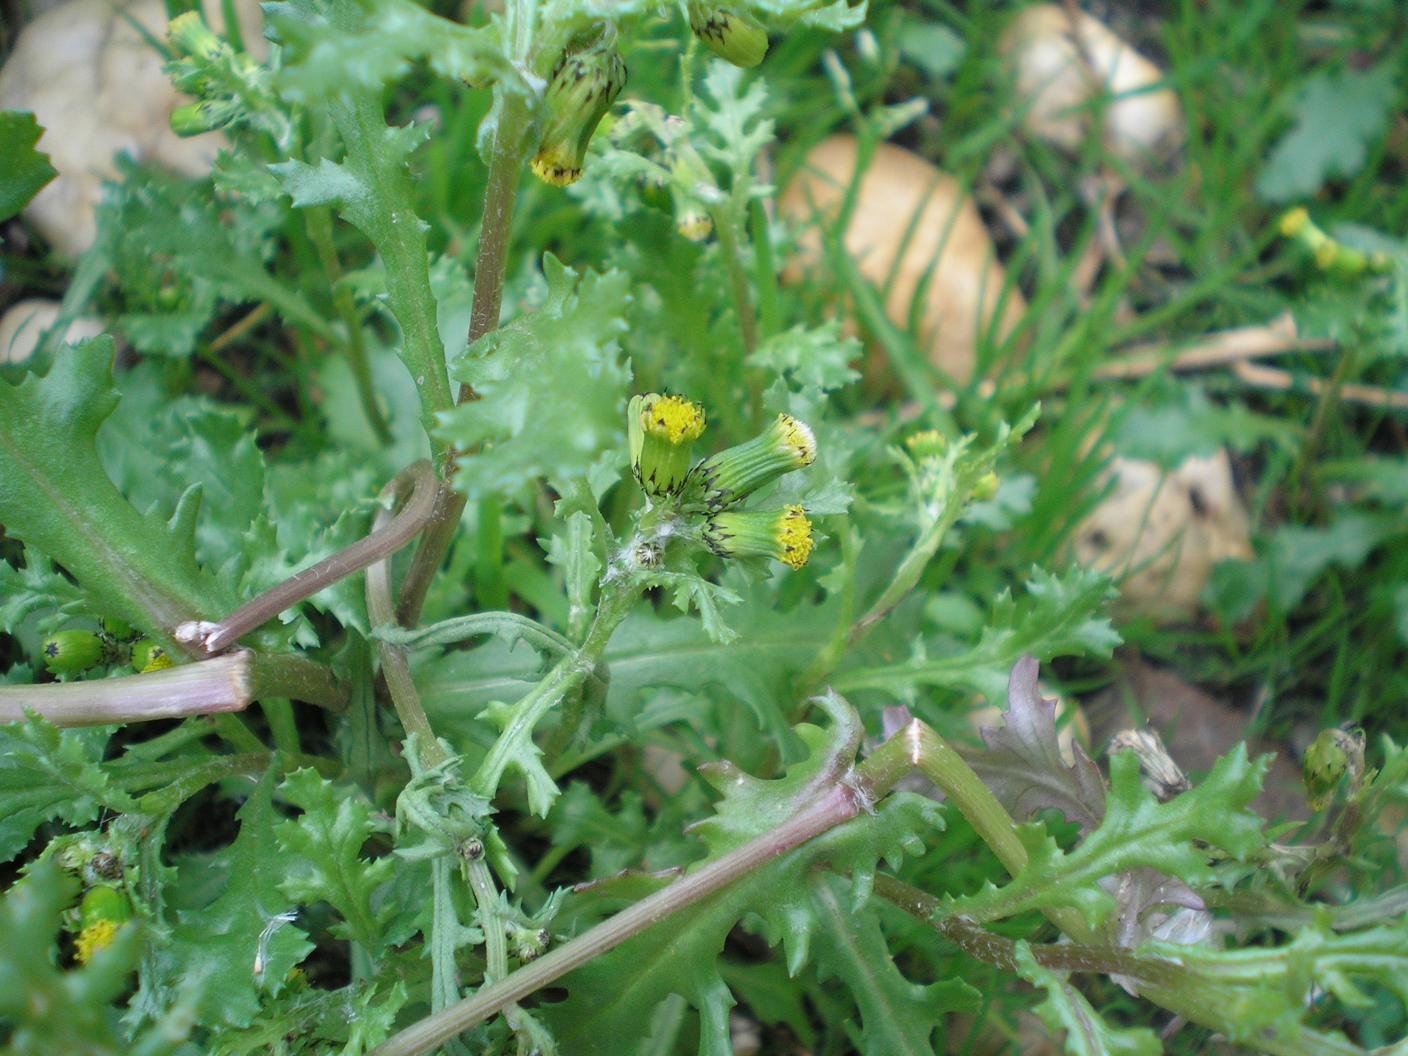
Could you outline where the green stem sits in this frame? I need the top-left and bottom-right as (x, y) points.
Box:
(714, 204), (763, 427)
(305, 205), (393, 444)
(469, 574), (637, 804)
(848, 499), (963, 645)
(465, 860), (507, 984)
(464, 90), (533, 381)
(872, 874), (1180, 986)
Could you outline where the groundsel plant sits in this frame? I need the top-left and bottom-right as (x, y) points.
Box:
(0, 0), (1405, 1054)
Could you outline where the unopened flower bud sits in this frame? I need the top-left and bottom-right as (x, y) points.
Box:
(704, 504), (814, 570)
(630, 392), (707, 496)
(1314, 240), (1340, 271)
(131, 639), (173, 673)
(168, 11), (224, 61)
(169, 101), (222, 137)
(41, 630), (104, 675)
(904, 429), (946, 459)
(99, 616), (135, 642)
(673, 189), (713, 241)
(687, 3), (769, 68)
(531, 30), (627, 187)
(972, 471), (1000, 501)
(1303, 726), (1364, 811)
(1278, 207), (1310, 239)
(687, 412), (815, 511)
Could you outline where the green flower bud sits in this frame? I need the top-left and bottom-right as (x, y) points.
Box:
(973, 471), (1000, 501)
(169, 101), (223, 137)
(531, 30), (627, 187)
(99, 616), (135, 642)
(687, 412), (816, 511)
(630, 392), (707, 497)
(79, 885), (131, 930)
(507, 921), (550, 963)
(131, 639), (173, 674)
(687, 3), (769, 68)
(168, 11), (224, 61)
(904, 429), (946, 460)
(704, 504), (814, 570)
(41, 630), (104, 675)
(1278, 207), (1387, 278)
(672, 188), (713, 241)
(1302, 727), (1365, 811)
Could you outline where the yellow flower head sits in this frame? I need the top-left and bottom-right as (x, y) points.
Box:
(704, 504), (814, 570)
(630, 393), (707, 496)
(75, 920), (121, 965)
(774, 505), (814, 569)
(641, 394), (707, 445)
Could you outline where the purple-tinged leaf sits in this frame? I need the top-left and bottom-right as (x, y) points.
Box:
(966, 655), (1107, 833)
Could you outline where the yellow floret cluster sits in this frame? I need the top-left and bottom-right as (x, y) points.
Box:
(776, 505), (814, 570)
(644, 395), (707, 445)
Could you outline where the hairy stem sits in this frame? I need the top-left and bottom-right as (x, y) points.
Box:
(181, 460), (438, 656)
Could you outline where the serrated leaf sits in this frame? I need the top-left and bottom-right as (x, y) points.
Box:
(967, 656), (1106, 833)
(1256, 65), (1398, 203)
(275, 768), (395, 950)
(202, 978), (409, 1056)
(1014, 942), (1161, 1056)
(837, 566), (1119, 702)
(748, 322), (860, 398)
(0, 110), (57, 221)
(266, 0), (512, 104)
(696, 63), (776, 179)
(1149, 912), (1408, 1041)
(163, 769), (313, 1028)
(0, 338), (235, 637)
(0, 552), (88, 637)
(0, 718), (135, 864)
(437, 256), (632, 498)
(945, 749), (1266, 928)
(99, 375), (267, 572)
(808, 872), (976, 1056)
(543, 693), (944, 1055)
(96, 161), (294, 357)
(658, 567), (743, 646)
